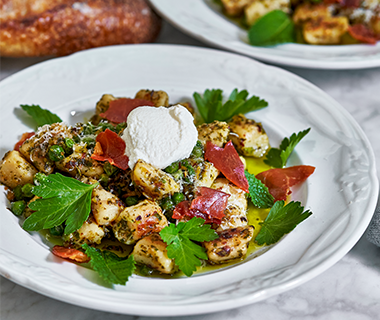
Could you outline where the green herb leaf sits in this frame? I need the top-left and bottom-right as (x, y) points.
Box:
(248, 10), (295, 46)
(82, 244), (135, 285)
(193, 88), (268, 123)
(23, 173), (98, 234)
(193, 89), (223, 124)
(255, 201), (312, 245)
(245, 171), (274, 208)
(160, 217), (219, 276)
(20, 104), (62, 128)
(264, 128), (311, 168)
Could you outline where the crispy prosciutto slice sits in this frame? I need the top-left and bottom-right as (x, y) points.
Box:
(323, 0), (360, 7)
(190, 187), (230, 220)
(343, 0), (361, 7)
(52, 245), (90, 263)
(256, 165), (315, 201)
(173, 187), (230, 224)
(204, 141), (249, 193)
(91, 129), (129, 170)
(14, 132), (35, 151)
(99, 98), (155, 123)
(348, 24), (379, 45)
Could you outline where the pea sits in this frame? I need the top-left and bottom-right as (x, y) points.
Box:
(191, 146), (203, 158)
(11, 200), (26, 216)
(13, 185), (23, 201)
(50, 225), (64, 237)
(172, 192), (185, 205)
(160, 197), (174, 211)
(48, 145), (65, 161)
(34, 172), (48, 185)
(21, 183), (34, 198)
(191, 141), (203, 158)
(104, 161), (118, 176)
(125, 196), (139, 207)
(182, 160), (195, 176)
(171, 170), (183, 181)
(164, 161), (179, 174)
(62, 138), (74, 155)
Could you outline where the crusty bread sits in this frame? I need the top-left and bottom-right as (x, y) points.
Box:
(0, 0), (161, 57)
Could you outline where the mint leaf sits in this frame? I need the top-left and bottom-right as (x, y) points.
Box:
(160, 217), (218, 276)
(245, 171), (274, 208)
(193, 88), (267, 123)
(248, 10), (295, 46)
(264, 128), (311, 168)
(82, 244), (135, 285)
(23, 173), (98, 234)
(255, 201), (312, 245)
(20, 104), (62, 128)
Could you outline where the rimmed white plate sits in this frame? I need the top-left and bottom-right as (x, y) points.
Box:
(0, 44), (378, 316)
(149, 0), (380, 69)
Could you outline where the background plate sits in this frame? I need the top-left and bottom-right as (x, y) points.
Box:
(0, 44), (378, 316)
(149, 0), (380, 69)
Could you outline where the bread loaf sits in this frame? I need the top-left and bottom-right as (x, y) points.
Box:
(0, 0), (161, 57)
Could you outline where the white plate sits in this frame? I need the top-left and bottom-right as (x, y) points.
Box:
(149, 0), (380, 69)
(0, 44), (378, 316)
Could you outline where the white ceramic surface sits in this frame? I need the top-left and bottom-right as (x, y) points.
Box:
(149, 0), (380, 70)
(0, 45), (378, 317)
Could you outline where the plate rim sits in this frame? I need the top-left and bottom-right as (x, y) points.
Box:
(0, 44), (378, 316)
(149, 0), (380, 70)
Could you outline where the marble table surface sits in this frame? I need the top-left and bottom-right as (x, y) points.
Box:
(1, 20), (380, 320)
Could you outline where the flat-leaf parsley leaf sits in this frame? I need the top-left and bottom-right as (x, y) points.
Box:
(160, 217), (219, 276)
(264, 128), (311, 168)
(23, 173), (98, 234)
(82, 244), (136, 285)
(193, 88), (268, 123)
(255, 200), (312, 245)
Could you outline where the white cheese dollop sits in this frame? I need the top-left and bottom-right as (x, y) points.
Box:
(122, 105), (198, 169)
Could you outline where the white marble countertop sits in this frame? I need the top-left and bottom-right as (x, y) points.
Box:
(1, 20), (380, 320)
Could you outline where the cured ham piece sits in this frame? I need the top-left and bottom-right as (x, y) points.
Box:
(348, 24), (379, 45)
(52, 245), (90, 263)
(205, 141), (249, 193)
(14, 132), (35, 151)
(173, 187), (230, 224)
(99, 98), (154, 124)
(256, 165), (315, 201)
(91, 129), (129, 170)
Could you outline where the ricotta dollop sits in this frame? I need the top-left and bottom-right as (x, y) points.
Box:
(122, 105), (198, 169)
